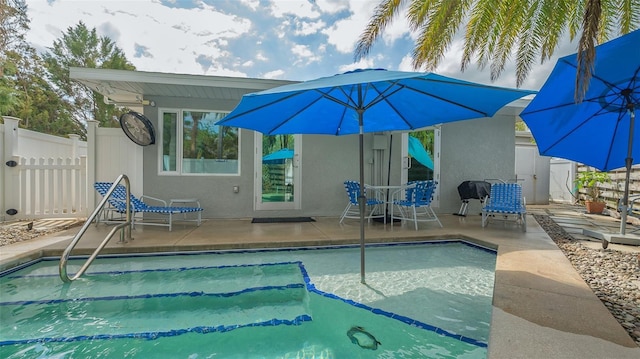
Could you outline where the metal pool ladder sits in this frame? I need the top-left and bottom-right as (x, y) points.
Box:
(59, 174), (133, 283)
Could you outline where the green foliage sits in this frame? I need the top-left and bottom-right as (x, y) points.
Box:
(355, 0), (640, 97)
(3, 47), (82, 136)
(0, 0), (82, 137)
(1, 3), (136, 138)
(42, 21), (136, 130)
(574, 170), (611, 201)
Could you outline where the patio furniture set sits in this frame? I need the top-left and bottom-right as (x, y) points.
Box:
(340, 180), (527, 232)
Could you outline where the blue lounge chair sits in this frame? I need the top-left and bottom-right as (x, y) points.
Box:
(481, 183), (527, 232)
(390, 180), (442, 230)
(339, 180), (386, 223)
(94, 182), (203, 231)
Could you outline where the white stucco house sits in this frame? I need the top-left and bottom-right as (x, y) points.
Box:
(69, 67), (543, 220)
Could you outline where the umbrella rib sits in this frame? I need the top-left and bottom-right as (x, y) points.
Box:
(602, 109), (630, 170)
(405, 77), (494, 117)
(218, 91), (305, 127)
(368, 81), (415, 129)
(538, 112), (601, 154)
(269, 92), (341, 134)
(555, 58), (640, 104)
(364, 81), (405, 110)
(319, 86), (360, 135)
(324, 86), (359, 109)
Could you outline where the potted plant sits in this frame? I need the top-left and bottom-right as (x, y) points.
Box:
(574, 170), (611, 214)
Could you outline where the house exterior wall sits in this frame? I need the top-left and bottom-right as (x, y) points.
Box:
(139, 94), (521, 219)
(439, 114), (517, 214)
(92, 127), (144, 202)
(140, 94), (382, 218)
(141, 96), (253, 219)
(516, 140), (551, 205)
(135, 89), (528, 220)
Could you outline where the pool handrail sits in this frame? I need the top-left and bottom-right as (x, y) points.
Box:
(59, 174), (132, 283)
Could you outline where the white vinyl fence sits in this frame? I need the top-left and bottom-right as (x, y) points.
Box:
(1, 116), (142, 222)
(8, 156), (87, 218)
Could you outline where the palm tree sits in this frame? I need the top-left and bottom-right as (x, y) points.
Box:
(354, 0), (639, 100)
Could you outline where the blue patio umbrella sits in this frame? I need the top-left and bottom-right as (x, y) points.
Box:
(217, 68), (535, 283)
(520, 29), (640, 235)
(262, 148), (294, 164)
(408, 135), (434, 170)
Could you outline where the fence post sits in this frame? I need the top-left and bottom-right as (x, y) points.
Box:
(2, 117), (22, 221)
(69, 134), (80, 159)
(86, 120), (99, 213)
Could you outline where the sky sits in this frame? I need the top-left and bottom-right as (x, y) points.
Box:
(24, 0), (582, 91)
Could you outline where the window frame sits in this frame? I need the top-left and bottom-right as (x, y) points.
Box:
(157, 107), (240, 176)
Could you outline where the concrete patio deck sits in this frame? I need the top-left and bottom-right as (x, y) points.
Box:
(1, 205), (639, 358)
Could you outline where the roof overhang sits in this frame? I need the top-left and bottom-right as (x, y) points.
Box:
(69, 67), (298, 108)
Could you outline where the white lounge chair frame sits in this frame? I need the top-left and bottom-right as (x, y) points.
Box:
(481, 183), (527, 232)
(94, 182), (203, 231)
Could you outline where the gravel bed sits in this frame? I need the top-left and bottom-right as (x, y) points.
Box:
(534, 214), (640, 347)
(0, 221), (65, 247)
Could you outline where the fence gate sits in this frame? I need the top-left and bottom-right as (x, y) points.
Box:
(4, 156), (88, 219)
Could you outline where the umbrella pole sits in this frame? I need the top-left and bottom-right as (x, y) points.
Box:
(358, 109), (366, 284)
(386, 134), (392, 219)
(619, 108), (635, 235)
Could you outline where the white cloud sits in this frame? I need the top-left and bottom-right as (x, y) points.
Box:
(321, 0), (372, 54)
(255, 52), (269, 62)
(321, 0), (412, 58)
(239, 0), (261, 11)
(24, 0), (573, 88)
(292, 44), (314, 58)
(291, 44), (323, 65)
(263, 69), (286, 79)
(398, 54), (414, 72)
(269, 0), (320, 19)
(338, 57), (375, 73)
(294, 18), (326, 36)
(315, 0), (350, 14)
(26, 0), (252, 75)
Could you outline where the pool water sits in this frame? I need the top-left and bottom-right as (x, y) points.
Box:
(0, 241), (496, 358)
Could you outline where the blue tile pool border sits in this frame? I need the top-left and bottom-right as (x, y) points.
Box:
(0, 239), (496, 278)
(296, 261), (488, 349)
(0, 314), (313, 347)
(1, 241), (492, 349)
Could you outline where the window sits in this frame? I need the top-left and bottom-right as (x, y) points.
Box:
(160, 109), (239, 175)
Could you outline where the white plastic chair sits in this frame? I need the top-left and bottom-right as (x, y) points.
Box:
(339, 180), (386, 223)
(390, 180), (442, 230)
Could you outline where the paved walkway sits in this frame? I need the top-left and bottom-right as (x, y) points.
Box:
(1, 204), (639, 358)
(528, 203), (640, 251)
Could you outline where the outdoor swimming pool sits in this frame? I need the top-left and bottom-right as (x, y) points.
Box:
(0, 241), (496, 358)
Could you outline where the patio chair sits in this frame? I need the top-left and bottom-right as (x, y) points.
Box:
(481, 183), (527, 232)
(339, 180), (386, 223)
(390, 180), (442, 230)
(94, 182), (203, 231)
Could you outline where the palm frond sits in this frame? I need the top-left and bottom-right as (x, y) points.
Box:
(620, 0), (640, 33)
(461, 0), (502, 71)
(406, 0), (439, 32)
(538, 0), (570, 62)
(567, 0), (585, 40)
(490, 0), (529, 82)
(515, 5), (543, 87)
(411, 0), (470, 70)
(576, 0), (601, 102)
(354, 0), (405, 62)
